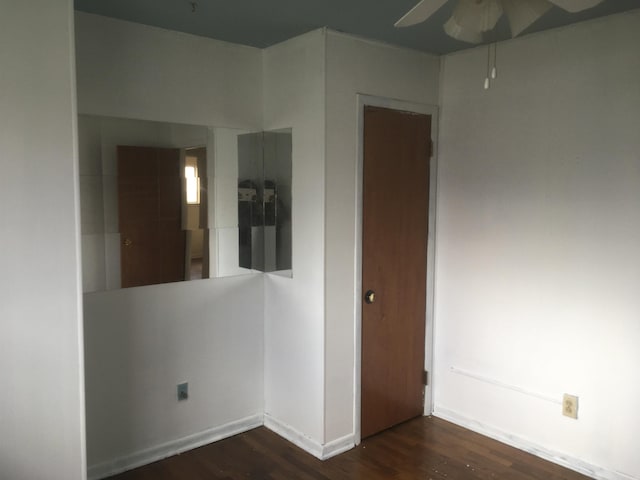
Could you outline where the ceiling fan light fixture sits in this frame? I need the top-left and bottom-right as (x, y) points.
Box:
(444, 16), (484, 43)
(395, 0), (606, 44)
(451, 0), (504, 32)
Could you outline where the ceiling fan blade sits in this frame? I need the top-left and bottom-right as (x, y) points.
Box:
(451, 0), (503, 33)
(444, 15), (483, 43)
(395, 0), (449, 27)
(547, 0), (604, 13)
(502, 0), (553, 37)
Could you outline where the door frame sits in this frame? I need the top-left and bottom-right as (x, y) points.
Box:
(354, 94), (439, 445)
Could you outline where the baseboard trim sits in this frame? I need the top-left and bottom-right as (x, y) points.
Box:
(433, 407), (637, 480)
(263, 413), (324, 459)
(87, 413), (264, 480)
(321, 433), (356, 459)
(263, 414), (355, 460)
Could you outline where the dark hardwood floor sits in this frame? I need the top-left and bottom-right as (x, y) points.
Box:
(108, 416), (593, 479)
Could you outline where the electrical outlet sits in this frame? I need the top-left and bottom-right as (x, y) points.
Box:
(562, 393), (578, 419)
(177, 382), (189, 401)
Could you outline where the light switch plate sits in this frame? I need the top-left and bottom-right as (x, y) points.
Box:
(177, 382), (189, 401)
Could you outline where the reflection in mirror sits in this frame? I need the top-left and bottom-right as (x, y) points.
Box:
(116, 145), (208, 288)
(78, 116), (292, 292)
(238, 129), (292, 274)
(183, 147), (208, 280)
(78, 115), (212, 292)
(79, 115), (249, 293)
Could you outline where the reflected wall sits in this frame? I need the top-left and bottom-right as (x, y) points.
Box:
(238, 129), (292, 273)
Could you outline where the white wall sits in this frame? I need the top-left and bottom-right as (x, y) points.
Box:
(324, 31), (440, 444)
(0, 1), (86, 479)
(434, 11), (640, 480)
(260, 29), (441, 455)
(75, 13), (266, 477)
(262, 30), (327, 448)
(83, 275), (264, 476)
(75, 12), (262, 129)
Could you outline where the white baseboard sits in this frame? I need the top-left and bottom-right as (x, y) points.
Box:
(87, 413), (264, 480)
(263, 413), (323, 458)
(263, 413), (355, 460)
(433, 407), (638, 480)
(321, 433), (356, 459)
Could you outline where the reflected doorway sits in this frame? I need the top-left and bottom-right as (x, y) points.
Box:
(117, 145), (208, 288)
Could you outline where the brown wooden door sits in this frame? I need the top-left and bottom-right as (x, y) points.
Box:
(361, 106), (431, 439)
(118, 146), (185, 288)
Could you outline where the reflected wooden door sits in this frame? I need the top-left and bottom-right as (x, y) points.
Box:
(361, 106), (431, 439)
(118, 146), (185, 288)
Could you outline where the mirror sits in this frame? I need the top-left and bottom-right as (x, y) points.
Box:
(78, 115), (293, 292)
(116, 144), (208, 288)
(238, 129), (292, 273)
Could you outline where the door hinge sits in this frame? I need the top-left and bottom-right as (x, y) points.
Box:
(428, 139), (434, 158)
(423, 370), (429, 386)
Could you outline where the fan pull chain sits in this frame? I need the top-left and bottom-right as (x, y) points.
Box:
(484, 43), (491, 89)
(491, 42), (497, 79)
(484, 42), (498, 90)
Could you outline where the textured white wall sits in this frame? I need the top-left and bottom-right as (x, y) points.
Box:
(435, 11), (640, 480)
(262, 30), (327, 445)
(75, 13), (265, 475)
(84, 275), (264, 469)
(0, 1), (86, 479)
(324, 31), (440, 443)
(75, 12), (262, 129)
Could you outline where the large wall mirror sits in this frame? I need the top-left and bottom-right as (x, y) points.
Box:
(78, 115), (292, 293)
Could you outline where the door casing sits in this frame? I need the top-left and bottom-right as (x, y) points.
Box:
(354, 94), (438, 444)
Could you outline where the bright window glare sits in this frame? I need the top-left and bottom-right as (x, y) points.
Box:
(185, 165), (199, 204)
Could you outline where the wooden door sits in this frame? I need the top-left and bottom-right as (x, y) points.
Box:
(361, 106), (431, 439)
(118, 146), (185, 288)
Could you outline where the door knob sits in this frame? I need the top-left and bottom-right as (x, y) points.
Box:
(124, 238), (133, 247)
(364, 290), (376, 304)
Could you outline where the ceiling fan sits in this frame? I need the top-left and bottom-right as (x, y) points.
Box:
(395, 0), (605, 43)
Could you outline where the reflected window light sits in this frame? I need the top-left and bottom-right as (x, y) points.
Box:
(185, 163), (200, 204)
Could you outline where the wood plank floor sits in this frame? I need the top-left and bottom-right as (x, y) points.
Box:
(107, 416), (593, 479)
